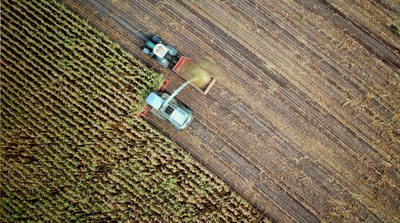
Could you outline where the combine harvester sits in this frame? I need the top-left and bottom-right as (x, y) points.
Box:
(139, 35), (216, 130)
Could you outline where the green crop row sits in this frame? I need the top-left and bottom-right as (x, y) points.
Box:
(1, 0), (267, 222)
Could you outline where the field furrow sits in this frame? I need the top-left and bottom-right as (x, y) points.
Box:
(57, 0), (400, 222)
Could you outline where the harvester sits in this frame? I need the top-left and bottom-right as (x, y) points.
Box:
(139, 35), (216, 130)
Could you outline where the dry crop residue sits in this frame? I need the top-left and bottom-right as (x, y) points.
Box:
(58, 0), (400, 222)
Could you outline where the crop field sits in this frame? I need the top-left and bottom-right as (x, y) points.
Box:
(58, 0), (400, 222)
(0, 0), (268, 222)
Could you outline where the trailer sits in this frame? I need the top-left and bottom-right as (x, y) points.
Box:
(172, 56), (216, 95)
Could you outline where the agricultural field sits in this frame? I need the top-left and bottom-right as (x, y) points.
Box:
(59, 0), (400, 222)
(0, 0), (268, 222)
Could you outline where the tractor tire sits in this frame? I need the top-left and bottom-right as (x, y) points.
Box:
(142, 47), (151, 55)
(151, 35), (160, 43)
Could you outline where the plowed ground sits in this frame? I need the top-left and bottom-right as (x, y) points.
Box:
(61, 0), (400, 222)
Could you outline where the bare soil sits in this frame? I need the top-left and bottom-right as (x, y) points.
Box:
(60, 0), (400, 222)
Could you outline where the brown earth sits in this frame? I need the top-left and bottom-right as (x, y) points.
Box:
(59, 0), (400, 222)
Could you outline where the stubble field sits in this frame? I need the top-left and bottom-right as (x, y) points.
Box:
(59, 0), (400, 222)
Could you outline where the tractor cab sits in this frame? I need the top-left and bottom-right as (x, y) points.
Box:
(142, 35), (180, 68)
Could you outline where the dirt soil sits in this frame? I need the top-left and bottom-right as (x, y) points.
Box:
(60, 0), (400, 222)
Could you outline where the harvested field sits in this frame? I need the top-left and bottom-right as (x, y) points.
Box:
(59, 0), (400, 222)
(0, 0), (268, 222)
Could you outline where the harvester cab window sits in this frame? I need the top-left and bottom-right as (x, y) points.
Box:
(165, 106), (174, 116)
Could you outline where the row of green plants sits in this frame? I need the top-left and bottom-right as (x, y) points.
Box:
(1, 0), (267, 222)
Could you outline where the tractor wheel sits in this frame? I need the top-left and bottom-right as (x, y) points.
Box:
(151, 35), (160, 43)
(170, 55), (179, 66)
(156, 57), (169, 67)
(142, 47), (151, 55)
